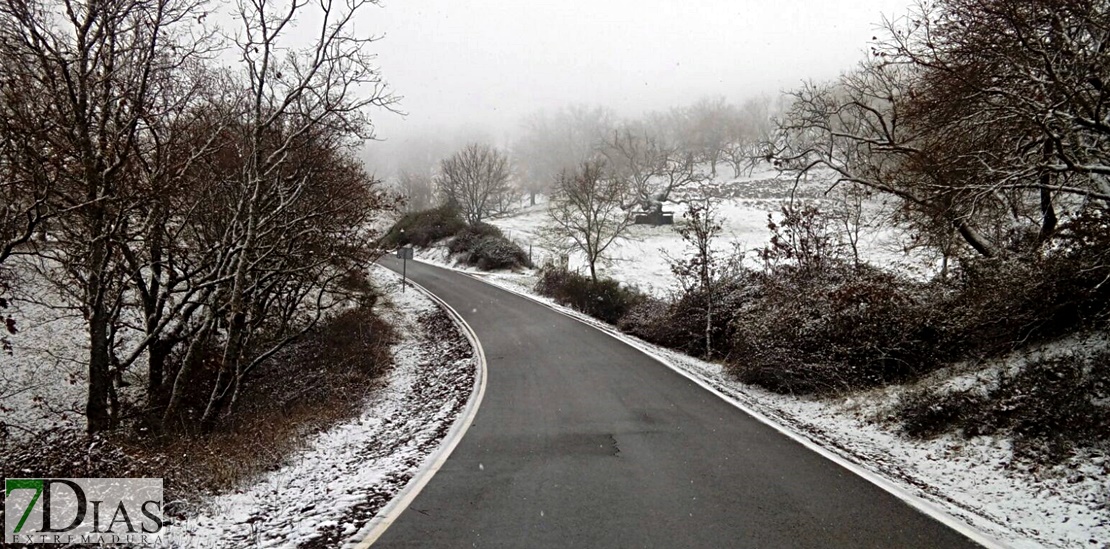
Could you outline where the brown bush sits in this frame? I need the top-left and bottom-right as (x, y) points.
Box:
(895, 349), (1110, 463)
(380, 205), (466, 248)
(727, 263), (943, 395)
(619, 278), (754, 359)
(535, 266), (645, 325)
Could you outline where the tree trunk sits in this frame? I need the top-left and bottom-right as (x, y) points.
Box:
(163, 317), (213, 429)
(1038, 188), (1057, 245)
(147, 339), (172, 405)
(705, 289), (713, 360)
(86, 309), (112, 433)
(202, 309), (245, 429)
(85, 197), (113, 433)
(144, 205), (168, 400)
(954, 219), (997, 258)
(1037, 142), (1057, 245)
(206, 164), (262, 428)
(200, 371), (231, 431)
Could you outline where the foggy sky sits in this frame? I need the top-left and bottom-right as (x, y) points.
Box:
(362, 0), (915, 147)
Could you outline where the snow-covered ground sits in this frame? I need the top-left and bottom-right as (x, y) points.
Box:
(405, 169), (1110, 548)
(488, 168), (931, 296)
(163, 268), (478, 548)
(1, 260), (92, 434)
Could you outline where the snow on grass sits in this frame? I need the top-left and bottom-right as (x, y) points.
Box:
(2, 259), (91, 434)
(163, 268), (477, 548)
(485, 170), (932, 296)
(410, 170), (916, 291)
(452, 267), (1109, 549)
(2, 254), (186, 437)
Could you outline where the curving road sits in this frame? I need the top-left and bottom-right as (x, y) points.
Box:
(373, 256), (982, 548)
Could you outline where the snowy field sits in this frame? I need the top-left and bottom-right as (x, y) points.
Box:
(406, 167), (1110, 548)
(1, 258), (94, 435)
(490, 169), (933, 296)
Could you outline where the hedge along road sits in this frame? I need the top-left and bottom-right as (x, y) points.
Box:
(371, 256), (984, 548)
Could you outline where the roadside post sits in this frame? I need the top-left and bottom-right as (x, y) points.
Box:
(396, 246), (413, 291)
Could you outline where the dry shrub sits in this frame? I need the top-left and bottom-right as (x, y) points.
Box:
(448, 223), (531, 271)
(380, 205), (466, 248)
(721, 209), (1110, 397)
(446, 222), (503, 254)
(726, 263), (942, 395)
(619, 278), (753, 359)
(468, 236), (531, 270)
(895, 349), (1110, 463)
(618, 297), (672, 344)
(535, 265), (644, 325)
(722, 204), (944, 395)
(935, 214), (1110, 357)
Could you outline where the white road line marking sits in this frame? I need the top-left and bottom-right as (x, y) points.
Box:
(347, 267), (488, 548)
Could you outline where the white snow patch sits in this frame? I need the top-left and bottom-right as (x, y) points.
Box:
(2, 258), (93, 434)
(479, 170), (932, 296)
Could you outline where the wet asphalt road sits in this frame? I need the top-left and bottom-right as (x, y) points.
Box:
(374, 256), (981, 548)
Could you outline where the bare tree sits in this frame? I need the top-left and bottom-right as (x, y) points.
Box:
(680, 96), (734, 178)
(436, 143), (512, 225)
(773, 0), (1110, 264)
(114, 68), (233, 412)
(888, 0), (1110, 202)
(384, 132), (454, 207)
(0, 0), (396, 436)
(671, 188), (725, 359)
(771, 57), (1005, 259)
(489, 174), (524, 217)
(0, 0), (212, 432)
(397, 169), (436, 212)
(514, 105), (614, 205)
(0, 87), (50, 264)
(723, 96), (775, 178)
(826, 183), (878, 268)
(603, 124), (703, 216)
(546, 161), (634, 282)
(195, 0), (396, 429)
